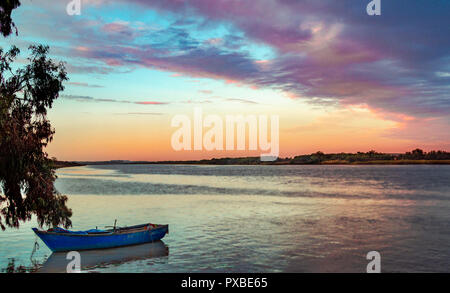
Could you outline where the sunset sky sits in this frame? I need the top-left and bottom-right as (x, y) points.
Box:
(1, 0), (449, 161)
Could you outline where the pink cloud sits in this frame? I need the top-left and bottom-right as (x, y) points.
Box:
(102, 21), (130, 33)
(29, 0), (448, 138)
(135, 101), (169, 105)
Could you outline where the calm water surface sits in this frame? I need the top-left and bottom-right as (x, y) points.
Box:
(1, 164), (449, 272)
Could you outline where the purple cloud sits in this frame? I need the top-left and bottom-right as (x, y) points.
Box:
(7, 0), (449, 129)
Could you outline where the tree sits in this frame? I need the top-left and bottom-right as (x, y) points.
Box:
(0, 45), (72, 230)
(0, 0), (71, 231)
(0, 0), (21, 37)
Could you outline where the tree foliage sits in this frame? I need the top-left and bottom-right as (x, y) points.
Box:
(0, 45), (72, 230)
(289, 149), (450, 164)
(0, 0), (21, 37)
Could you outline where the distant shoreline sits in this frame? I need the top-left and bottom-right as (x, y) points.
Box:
(55, 160), (450, 167)
(52, 161), (85, 169)
(105, 159), (450, 165)
(312, 160), (450, 165)
(54, 149), (450, 167)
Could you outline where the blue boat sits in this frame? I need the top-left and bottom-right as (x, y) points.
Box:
(32, 223), (169, 252)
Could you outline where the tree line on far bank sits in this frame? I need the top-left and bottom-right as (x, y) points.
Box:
(118, 149), (449, 166)
(288, 149), (450, 164)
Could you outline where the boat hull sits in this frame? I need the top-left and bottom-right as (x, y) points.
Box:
(32, 224), (168, 252)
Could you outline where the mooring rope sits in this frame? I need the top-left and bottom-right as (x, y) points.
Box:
(30, 235), (40, 266)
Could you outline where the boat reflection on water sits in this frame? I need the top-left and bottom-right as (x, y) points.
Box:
(38, 241), (169, 273)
